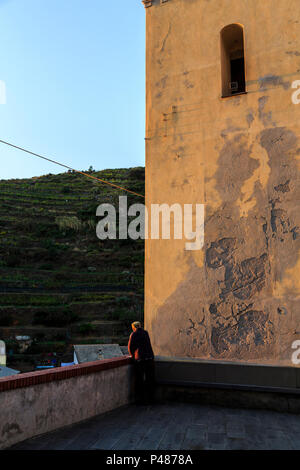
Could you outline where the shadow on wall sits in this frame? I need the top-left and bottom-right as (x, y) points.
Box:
(153, 97), (300, 364)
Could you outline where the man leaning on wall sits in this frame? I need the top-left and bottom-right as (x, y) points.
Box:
(128, 321), (155, 405)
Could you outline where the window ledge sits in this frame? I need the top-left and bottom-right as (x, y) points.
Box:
(221, 91), (248, 99)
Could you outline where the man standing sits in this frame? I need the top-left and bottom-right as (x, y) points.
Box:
(128, 321), (155, 405)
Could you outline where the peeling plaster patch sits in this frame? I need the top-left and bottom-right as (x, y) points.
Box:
(203, 230), (273, 358)
(178, 317), (208, 349)
(222, 254), (268, 301)
(274, 180), (290, 193)
(271, 208), (290, 235)
(155, 75), (168, 89)
(220, 126), (244, 138)
(209, 303), (218, 314)
(258, 96), (274, 126)
(206, 238), (236, 269)
(291, 226), (300, 240)
(274, 251), (300, 296)
(211, 310), (275, 358)
(260, 127), (297, 159)
(183, 79), (194, 89)
(258, 74), (290, 91)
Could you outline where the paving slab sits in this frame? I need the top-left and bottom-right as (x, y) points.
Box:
(8, 402), (300, 451)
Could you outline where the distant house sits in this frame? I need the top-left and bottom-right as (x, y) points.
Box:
(73, 344), (129, 365)
(0, 366), (20, 378)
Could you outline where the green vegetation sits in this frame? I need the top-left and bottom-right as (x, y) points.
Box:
(78, 323), (96, 335)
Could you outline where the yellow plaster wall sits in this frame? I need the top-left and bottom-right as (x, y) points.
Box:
(144, 0), (300, 364)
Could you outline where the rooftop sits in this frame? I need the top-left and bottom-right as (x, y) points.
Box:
(8, 402), (300, 450)
(0, 366), (19, 378)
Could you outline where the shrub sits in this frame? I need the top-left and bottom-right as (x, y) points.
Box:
(39, 263), (53, 270)
(3, 248), (22, 267)
(115, 296), (131, 306)
(52, 271), (70, 282)
(110, 308), (132, 321)
(128, 167), (145, 181)
(22, 219), (37, 233)
(55, 216), (83, 232)
(41, 239), (58, 250)
(77, 203), (99, 221)
(61, 186), (72, 194)
(34, 223), (57, 237)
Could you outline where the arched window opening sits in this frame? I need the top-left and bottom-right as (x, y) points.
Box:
(220, 24), (246, 97)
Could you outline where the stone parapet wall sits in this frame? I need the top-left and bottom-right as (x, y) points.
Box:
(0, 357), (133, 449)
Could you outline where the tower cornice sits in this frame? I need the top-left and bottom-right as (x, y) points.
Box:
(142, 0), (170, 8)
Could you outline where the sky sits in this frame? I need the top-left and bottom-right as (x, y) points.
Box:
(0, 0), (145, 179)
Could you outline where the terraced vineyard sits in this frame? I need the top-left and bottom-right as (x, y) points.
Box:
(0, 167), (145, 371)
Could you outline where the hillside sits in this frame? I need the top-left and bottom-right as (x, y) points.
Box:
(0, 167), (145, 371)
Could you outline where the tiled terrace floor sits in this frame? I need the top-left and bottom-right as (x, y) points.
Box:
(9, 403), (300, 450)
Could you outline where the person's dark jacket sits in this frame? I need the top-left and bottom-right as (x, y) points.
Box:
(128, 328), (154, 361)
